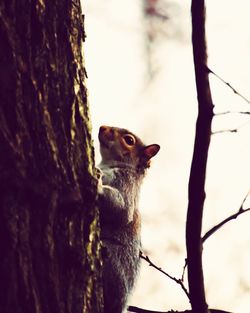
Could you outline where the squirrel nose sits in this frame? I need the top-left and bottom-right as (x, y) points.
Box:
(99, 126), (114, 141)
(99, 125), (110, 133)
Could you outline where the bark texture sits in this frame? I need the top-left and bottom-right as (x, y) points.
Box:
(0, 1), (102, 313)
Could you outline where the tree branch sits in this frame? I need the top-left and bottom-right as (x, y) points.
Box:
(202, 191), (250, 243)
(128, 307), (189, 313)
(181, 259), (188, 282)
(207, 66), (250, 106)
(186, 1), (213, 312)
(140, 252), (190, 300)
(214, 111), (250, 116)
(128, 306), (232, 313)
(212, 119), (250, 135)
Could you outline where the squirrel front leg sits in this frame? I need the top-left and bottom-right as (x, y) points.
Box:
(96, 168), (131, 225)
(98, 185), (129, 225)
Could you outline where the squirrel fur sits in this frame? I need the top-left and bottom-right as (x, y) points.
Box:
(97, 126), (160, 313)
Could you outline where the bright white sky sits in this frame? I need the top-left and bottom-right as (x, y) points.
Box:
(83, 1), (250, 312)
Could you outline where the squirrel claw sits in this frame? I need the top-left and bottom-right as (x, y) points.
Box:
(95, 167), (103, 180)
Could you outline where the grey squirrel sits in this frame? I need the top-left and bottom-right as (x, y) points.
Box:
(97, 126), (160, 313)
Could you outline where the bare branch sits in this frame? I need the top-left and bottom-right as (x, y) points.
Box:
(140, 252), (190, 300)
(187, 1), (212, 312)
(128, 306), (233, 313)
(181, 259), (188, 282)
(130, 251), (232, 313)
(207, 66), (250, 106)
(212, 119), (250, 135)
(128, 306), (184, 313)
(202, 191), (250, 243)
(214, 111), (250, 116)
(212, 128), (238, 135)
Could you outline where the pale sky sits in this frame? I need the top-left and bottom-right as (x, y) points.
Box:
(83, 1), (250, 312)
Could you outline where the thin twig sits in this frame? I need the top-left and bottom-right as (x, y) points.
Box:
(202, 191), (250, 243)
(207, 66), (250, 106)
(214, 111), (250, 116)
(181, 259), (187, 282)
(212, 119), (250, 135)
(212, 128), (238, 135)
(140, 252), (190, 300)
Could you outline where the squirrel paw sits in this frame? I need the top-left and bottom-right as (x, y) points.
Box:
(95, 167), (103, 180)
(95, 167), (104, 194)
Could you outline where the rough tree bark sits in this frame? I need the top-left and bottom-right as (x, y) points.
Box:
(0, 1), (102, 313)
(186, 1), (212, 313)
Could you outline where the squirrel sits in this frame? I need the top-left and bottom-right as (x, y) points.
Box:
(97, 125), (160, 313)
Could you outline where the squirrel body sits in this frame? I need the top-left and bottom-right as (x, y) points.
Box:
(97, 126), (160, 313)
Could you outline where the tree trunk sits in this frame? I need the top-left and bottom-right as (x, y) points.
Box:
(0, 1), (102, 313)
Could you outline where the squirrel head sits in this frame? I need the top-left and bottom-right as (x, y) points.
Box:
(99, 126), (160, 172)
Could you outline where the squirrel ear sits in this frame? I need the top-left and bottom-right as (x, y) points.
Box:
(142, 144), (160, 160)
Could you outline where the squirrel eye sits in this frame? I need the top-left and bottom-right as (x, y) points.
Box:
(123, 134), (136, 146)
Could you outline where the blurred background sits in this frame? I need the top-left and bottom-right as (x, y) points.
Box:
(83, 0), (250, 312)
